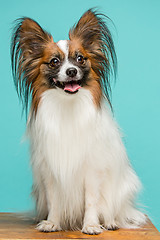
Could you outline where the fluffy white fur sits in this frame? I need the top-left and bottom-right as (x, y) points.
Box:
(28, 87), (146, 234)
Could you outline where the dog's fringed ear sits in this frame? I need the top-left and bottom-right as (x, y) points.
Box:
(69, 9), (101, 49)
(11, 18), (53, 114)
(69, 9), (117, 109)
(11, 18), (52, 58)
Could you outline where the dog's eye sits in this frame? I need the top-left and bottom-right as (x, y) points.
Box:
(49, 58), (60, 68)
(77, 55), (85, 64)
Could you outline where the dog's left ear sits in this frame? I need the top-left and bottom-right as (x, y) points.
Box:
(69, 9), (117, 109)
(69, 9), (113, 52)
(69, 9), (101, 49)
(69, 9), (116, 67)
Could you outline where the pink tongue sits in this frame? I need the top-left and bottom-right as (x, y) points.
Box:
(64, 82), (81, 92)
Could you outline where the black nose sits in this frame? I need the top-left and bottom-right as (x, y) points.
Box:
(66, 68), (77, 77)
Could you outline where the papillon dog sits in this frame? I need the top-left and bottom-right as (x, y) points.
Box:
(11, 9), (146, 234)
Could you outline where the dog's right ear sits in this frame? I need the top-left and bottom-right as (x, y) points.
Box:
(11, 18), (53, 114)
(11, 17), (53, 59)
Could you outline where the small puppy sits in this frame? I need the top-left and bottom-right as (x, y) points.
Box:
(11, 9), (146, 234)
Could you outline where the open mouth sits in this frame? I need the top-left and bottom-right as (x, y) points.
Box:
(53, 79), (82, 94)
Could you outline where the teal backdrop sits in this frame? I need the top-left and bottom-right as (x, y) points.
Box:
(0, 0), (160, 230)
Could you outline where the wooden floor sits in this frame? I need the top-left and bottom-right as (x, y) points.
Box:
(0, 213), (160, 240)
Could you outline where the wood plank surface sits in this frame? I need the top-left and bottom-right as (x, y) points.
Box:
(0, 213), (159, 240)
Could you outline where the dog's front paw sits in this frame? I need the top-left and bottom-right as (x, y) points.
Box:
(36, 220), (62, 232)
(107, 224), (119, 231)
(82, 224), (103, 235)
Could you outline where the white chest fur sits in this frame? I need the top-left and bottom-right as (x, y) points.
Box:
(29, 88), (98, 185)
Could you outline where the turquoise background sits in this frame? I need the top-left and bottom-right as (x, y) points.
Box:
(0, 0), (160, 230)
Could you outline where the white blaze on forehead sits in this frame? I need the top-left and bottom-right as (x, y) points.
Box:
(56, 40), (69, 58)
(56, 40), (82, 82)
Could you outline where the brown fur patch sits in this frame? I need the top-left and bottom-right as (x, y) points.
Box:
(11, 17), (53, 114)
(84, 71), (102, 108)
(42, 41), (65, 63)
(69, 39), (102, 108)
(31, 41), (66, 113)
(11, 17), (66, 114)
(69, 39), (89, 59)
(69, 9), (117, 109)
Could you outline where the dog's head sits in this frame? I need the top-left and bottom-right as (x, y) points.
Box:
(11, 9), (116, 114)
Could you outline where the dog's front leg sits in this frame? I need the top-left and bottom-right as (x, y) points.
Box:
(82, 169), (103, 235)
(36, 177), (62, 232)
